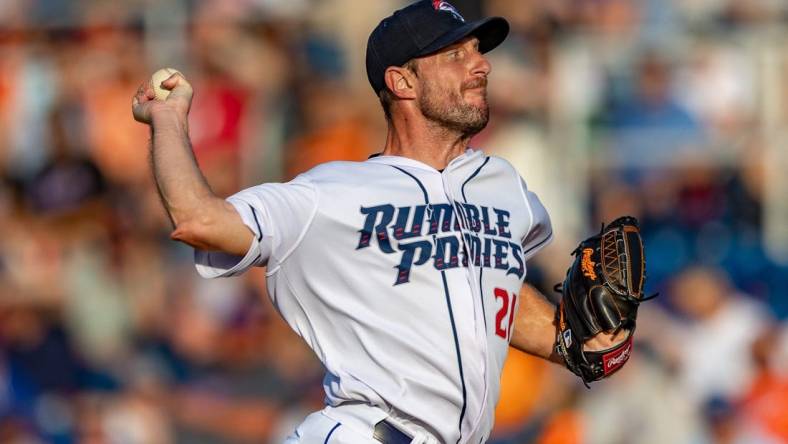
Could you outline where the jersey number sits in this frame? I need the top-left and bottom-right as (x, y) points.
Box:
(494, 287), (518, 340)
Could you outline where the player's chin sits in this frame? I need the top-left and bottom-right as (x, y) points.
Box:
(464, 93), (488, 109)
(460, 110), (490, 135)
(469, 101), (489, 119)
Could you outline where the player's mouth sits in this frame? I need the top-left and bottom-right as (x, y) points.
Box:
(465, 87), (486, 94)
(462, 77), (488, 92)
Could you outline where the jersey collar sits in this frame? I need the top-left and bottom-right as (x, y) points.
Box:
(366, 148), (484, 172)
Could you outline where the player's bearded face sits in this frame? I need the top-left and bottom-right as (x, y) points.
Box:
(417, 74), (489, 136)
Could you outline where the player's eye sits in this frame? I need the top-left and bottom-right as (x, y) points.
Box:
(448, 49), (464, 60)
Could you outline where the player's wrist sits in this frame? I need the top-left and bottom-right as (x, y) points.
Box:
(151, 106), (188, 130)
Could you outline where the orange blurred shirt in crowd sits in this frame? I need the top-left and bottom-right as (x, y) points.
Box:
(286, 116), (375, 179)
(536, 409), (583, 444)
(81, 29), (150, 186)
(86, 78), (151, 185)
(741, 371), (788, 441)
(493, 350), (550, 435)
(0, 52), (17, 167)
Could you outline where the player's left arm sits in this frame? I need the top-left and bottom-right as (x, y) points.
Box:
(509, 283), (628, 362)
(512, 180), (625, 361)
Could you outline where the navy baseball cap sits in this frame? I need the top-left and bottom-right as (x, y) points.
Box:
(366, 0), (509, 94)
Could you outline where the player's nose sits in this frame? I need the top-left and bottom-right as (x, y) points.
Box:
(470, 51), (491, 79)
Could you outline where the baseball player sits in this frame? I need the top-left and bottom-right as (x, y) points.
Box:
(133, 1), (651, 443)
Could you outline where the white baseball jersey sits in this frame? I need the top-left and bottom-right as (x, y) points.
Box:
(195, 149), (552, 444)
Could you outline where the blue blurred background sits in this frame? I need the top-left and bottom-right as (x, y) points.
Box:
(0, 0), (787, 443)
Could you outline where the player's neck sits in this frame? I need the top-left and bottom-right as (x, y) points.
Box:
(381, 119), (471, 171)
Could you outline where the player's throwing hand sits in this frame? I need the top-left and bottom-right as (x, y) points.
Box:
(132, 70), (193, 124)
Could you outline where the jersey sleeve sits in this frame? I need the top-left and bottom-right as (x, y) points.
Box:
(194, 176), (318, 278)
(520, 178), (553, 260)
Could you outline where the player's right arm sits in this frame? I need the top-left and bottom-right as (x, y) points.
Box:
(132, 73), (253, 256)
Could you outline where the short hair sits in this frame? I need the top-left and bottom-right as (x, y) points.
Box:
(379, 59), (419, 122)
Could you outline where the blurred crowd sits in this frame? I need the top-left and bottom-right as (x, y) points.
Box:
(0, 0), (787, 443)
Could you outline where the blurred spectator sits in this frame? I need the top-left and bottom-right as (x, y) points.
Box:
(677, 41), (756, 140)
(2, 40), (59, 178)
(81, 28), (151, 187)
(24, 99), (105, 217)
(580, 347), (705, 444)
(669, 266), (772, 404)
(285, 79), (377, 178)
(0, 306), (81, 442)
(597, 52), (707, 172)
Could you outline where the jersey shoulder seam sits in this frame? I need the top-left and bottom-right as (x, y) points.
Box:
(476, 155), (538, 247)
(266, 176), (320, 276)
(504, 159), (535, 245)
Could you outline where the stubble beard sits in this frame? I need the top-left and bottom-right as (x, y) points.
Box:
(418, 78), (490, 137)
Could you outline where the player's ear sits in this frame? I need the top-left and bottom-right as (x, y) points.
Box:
(384, 66), (417, 100)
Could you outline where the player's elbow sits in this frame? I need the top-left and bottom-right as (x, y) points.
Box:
(169, 201), (227, 250)
(169, 199), (253, 256)
(170, 221), (203, 248)
(171, 214), (220, 250)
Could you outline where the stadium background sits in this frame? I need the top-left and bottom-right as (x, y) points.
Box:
(1, 0), (788, 442)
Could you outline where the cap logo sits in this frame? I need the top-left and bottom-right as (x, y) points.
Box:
(432, 0), (465, 22)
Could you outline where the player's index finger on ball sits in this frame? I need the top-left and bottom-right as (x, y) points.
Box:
(150, 67), (181, 101)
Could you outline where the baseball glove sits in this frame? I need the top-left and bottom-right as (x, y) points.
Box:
(554, 216), (656, 385)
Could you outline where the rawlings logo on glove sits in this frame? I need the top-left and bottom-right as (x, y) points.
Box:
(554, 216), (657, 385)
(581, 248), (596, 280)
(603, 337), (632, 374)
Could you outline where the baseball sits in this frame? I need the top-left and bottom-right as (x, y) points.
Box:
(150, 67), (181, 101)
